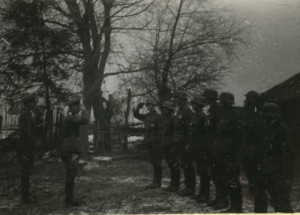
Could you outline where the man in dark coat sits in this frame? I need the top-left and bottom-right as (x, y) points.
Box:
(161, 101), (179, 192)
(133, 98), (162, 189)
(212, 92), (242, 212)
(189, 95), (210, 203)
(172, 91), (195, 197)
(18, 94), (39, 204)
(202, 89), (221, 207)
(61, 95), (89, 206)
(240, 91), (265, 196)
(255, 103), (294, 213)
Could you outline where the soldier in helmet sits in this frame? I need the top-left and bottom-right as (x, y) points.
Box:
(160, 101), (179, 192)
(18, 94), (39, 204)
(212, 92), (242, 212)
(133, 98), (163, 189)
(240, 91), (265, 196)
(189, 95), (210, 203)
(172, 90), (195, 196)
(202, 89), (221, 207)
(61, 95), (89, 206)
(255, 103), (294, 213)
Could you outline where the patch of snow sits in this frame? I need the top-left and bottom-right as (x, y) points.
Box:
(79, 160), (88, 164)
(93, 156), (112, 162)
(82, 162), (100, 171)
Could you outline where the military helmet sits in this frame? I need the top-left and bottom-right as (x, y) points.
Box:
(173, 90), (188, 101)
(202, 89), (218, 100)
(219, 92), (235, 105)
(261, 103), (281, 118)
(21, 94), (37, 104)
(145, 98), (157, 106)
(245, 90), (261, 102)
(191, 95), (205, 107)
(162, 101), (174, 111)
(67, 94), (81, 106)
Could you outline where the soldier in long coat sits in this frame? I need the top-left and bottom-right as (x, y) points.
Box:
(18, 95), (39, 204)
(255, 103), (294, 213)
(172, 91), (195, 197)
(133, 98), (162, 189)
(189, 96), (210, 203)
(212, 92), (242, 212)
(202, 89), (222, 207)
(240, 91), (265, 196)
(161, 101), (179, 192)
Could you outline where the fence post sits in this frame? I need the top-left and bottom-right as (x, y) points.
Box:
(123, 89), (132, 152)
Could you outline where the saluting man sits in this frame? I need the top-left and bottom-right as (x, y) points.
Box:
(133, 98), (162, 189)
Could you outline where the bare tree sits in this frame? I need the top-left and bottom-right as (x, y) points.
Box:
(120, 0), (246, 104)
(45, 0), (154, 153)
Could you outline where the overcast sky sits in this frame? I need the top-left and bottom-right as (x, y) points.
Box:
(103, 0), (300, 105)
(218, 0), (300, 105)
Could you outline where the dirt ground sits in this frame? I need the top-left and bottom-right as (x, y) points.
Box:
(0, 154), (300, 215)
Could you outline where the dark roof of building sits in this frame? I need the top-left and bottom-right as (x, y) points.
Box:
(261, 72), (300, 102)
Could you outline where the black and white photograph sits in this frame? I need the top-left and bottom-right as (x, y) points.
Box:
(0, 0), (300, 214)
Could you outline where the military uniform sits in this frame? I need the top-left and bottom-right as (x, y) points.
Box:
(61, 98), (89, 206)
(161, 102), (179, 191)
(212, 92), (242, 212)
(255, 103), (294, 213)
(133, 104), (162, 187)
(173, 104), (195, 195)
(240, 109), (265, 196)
(206, 101), (222, 206)
(18, 103), (39, 203)
(240, 91), (264, 196)
(189, 99), (210, 202)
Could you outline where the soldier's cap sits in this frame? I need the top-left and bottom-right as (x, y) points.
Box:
(162, 101), (174, 111)
(261, 102), (281, 118)
(173, 90), (188, 100)
(202, 89), (218, 100)
(191, 95), (205, 107)
(145, 98), (157, 106)
(245, 90), (261, 101)
(21, 94), (37, 103)
(219, 92), (235, 105)
(66, 95), (81, 106)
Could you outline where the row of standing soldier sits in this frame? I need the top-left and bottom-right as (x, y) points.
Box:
(18, 94), (89, 206)
(133, 89), (294, 213)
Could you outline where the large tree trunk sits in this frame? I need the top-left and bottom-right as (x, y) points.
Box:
(63, 0), (114, 155)
(88, 91), (107, 154)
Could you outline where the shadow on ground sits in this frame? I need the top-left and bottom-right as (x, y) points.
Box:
(1, 153), (300, 214)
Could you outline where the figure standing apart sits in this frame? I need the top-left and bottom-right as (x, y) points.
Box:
(18, 94), (39, 204)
